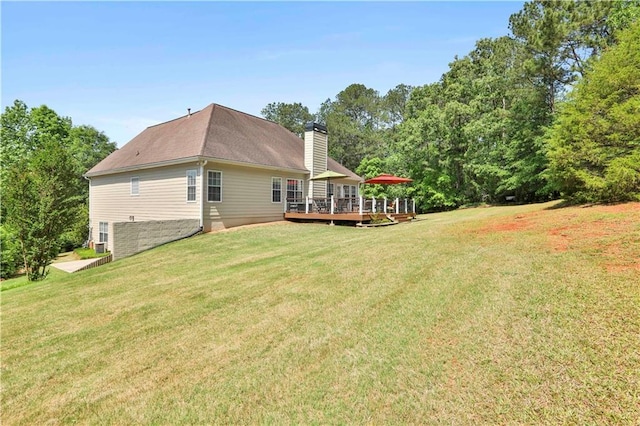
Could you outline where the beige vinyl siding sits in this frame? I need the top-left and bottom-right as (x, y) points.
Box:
(303, 132), (316, 175)
(304, 142), (313, 175)
(304, 129), (328, 198)
(203, 163), (306, 231)
(312, 132), (327, 172)
(89, 164), (201, 251)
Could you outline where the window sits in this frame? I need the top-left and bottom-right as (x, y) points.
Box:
(346, 185), (357, 198)
(343, 185), (350, 198)
(130, 177), (139, 195)
(287, 178), (303, 202)
(272, 177), (282, 203)
(99, 222), (108, 244)
(208, 170), (222, 202)
(186, 170), (197, 202)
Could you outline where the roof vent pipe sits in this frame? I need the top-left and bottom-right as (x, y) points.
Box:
(187, 108), (191, 117)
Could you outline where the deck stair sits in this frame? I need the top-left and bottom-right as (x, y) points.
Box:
(390, 213), (415, 223)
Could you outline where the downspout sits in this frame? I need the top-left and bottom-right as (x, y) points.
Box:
(199, 160), (208, 230)
(83, 175), (92, 247)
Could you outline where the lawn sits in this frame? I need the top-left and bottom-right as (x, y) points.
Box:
(2, 201), (639, 424)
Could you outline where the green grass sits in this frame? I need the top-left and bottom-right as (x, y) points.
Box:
(1, 268), (66, 292)
(73, 247), (111, 259)
(2, 201), (639, 424)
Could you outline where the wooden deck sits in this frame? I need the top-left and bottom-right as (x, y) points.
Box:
(284, 197), (417, 225)
(285, 212), (370, 222)
(284, 211), (416, 224)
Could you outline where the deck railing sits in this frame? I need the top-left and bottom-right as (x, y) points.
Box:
(286, 196), (415, 215)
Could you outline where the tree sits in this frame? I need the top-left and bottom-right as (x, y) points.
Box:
(0, 225), (21, 279)
(509, 1), (618, 113)
(547, 21), (640, 202)
(0, 100), (34, 182)
(1, 101), (116, 251)
(3, 140), (80, 280)
(356, 157), (386, 198)
(609, 0), (640, 34)
(317, 84), (386, 171)
(261, 102), (313, 137)
(381, 84), (414, 128)
(68, 125), (117, 196)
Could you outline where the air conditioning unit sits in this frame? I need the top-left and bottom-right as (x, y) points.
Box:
(95, 242), (105, 254)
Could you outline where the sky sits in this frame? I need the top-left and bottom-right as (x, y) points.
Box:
(2, 1), (525, 147)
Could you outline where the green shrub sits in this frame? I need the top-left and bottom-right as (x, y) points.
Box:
(59, 205), (90, 252)
(1, 225), (22, 279)
(604, 154), (640, 202)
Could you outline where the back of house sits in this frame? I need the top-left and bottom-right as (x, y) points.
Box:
(85, 103), (361, 259)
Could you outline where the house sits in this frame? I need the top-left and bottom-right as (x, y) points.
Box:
(85, 103), (362, 259)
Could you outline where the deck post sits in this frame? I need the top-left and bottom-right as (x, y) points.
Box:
(330, 195), (335, 225)
(412, 199), (416, 214)
(383, 198), (387, 214)
(305, 196), (309, 214)
(372, 197), (376, 213)
(359, 196), (363, 215)
(397, 198), (400, 214)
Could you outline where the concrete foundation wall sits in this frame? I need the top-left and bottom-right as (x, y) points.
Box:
(205, 214), (284, 232)
(112, 219), (201, 260)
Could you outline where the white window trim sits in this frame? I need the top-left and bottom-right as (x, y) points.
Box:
(186, 169), (197, 203)
(271, 177), (282, 203)
(99, 221), (108, 244)
(286, 178), (304, 202)
(207, 170), (223, 203)
(130, 176), (139, 196)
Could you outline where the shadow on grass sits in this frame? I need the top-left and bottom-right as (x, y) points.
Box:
(545, 199), (637, 210)
(544, 199), (575, 210)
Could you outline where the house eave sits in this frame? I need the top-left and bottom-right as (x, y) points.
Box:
(204, 157), (310, 175)
(84, 156), (312, 178)
(84, 156), (203, 178)
(85, 155), (361, 182)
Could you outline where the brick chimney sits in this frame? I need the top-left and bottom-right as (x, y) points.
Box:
(304, 122), (328, 198)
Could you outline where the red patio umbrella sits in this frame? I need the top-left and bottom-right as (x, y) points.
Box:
(363, 174), (413, 185)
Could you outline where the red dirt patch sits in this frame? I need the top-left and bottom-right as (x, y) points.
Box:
(477, 215), (533, 234)
(473, 203), (640, 272)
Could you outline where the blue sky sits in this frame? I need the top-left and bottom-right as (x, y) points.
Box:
(2, 1), (524, 147)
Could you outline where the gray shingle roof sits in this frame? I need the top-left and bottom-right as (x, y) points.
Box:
(86, 103), (361, 181)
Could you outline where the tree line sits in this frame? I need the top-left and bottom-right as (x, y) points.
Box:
(262, 0), (640, 211)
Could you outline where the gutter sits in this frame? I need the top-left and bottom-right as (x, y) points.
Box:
(83, 174), (92, 247)
(85, 156), (202, 178)
(86, 156), (310, 178)
(199, 159), (208, 228)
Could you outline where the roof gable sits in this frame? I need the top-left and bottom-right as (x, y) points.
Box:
(87, 105), (212, 175)
(201, 104), (305, 171)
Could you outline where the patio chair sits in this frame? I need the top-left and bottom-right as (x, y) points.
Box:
(314, 199), (329, 213)
(336, 199), (349, 212)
